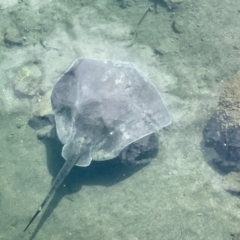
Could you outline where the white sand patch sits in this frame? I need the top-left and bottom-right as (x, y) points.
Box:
(0, 0), (18, 9)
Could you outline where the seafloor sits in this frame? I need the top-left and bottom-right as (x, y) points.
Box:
(1, 0), (240, 240)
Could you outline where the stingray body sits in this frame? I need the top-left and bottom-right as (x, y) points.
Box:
(24, 58), (171, 231)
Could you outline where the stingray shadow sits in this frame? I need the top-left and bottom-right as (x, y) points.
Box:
(43, 138), (149, 189)
(28, 137), (153, 239)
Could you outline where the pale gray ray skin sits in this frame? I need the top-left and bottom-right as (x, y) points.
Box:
(24, 58), (171, 231)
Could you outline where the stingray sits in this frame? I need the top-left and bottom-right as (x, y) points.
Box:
(24, 58), (171, 231)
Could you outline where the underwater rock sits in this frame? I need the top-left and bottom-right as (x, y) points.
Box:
(14, 64), (42, 97)
(172, 18), (185, 33)
(30, 90), (55, 139)
(32, 90), (52, 117)
(162, 0), (183, 10)
(4, 27), (23, 46)
(203, 71), (240, 172)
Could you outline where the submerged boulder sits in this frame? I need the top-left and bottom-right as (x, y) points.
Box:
(14, 64), (42, 97)
(204, 71), (240, 172)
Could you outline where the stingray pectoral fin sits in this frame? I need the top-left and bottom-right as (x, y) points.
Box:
(62, 138), (92, 167)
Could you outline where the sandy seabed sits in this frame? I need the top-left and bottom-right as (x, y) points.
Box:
(1, 0), (240, 239)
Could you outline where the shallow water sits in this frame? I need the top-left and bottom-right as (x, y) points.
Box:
(1, 0), (240, 239)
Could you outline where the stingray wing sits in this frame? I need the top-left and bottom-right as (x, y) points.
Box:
(51, 58), (171, 166)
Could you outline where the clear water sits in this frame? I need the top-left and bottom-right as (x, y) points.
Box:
(0, 0), (240, 239)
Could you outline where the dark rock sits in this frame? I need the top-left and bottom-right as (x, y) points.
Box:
(172, 19), (185, 33)
(28, 115), (54, 130)
(120, 133), (159, 165)
(4, 27), (23, 46)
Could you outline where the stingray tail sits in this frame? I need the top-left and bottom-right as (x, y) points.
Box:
(23, 154), (81, 232)
(24, 207), (42, 231)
